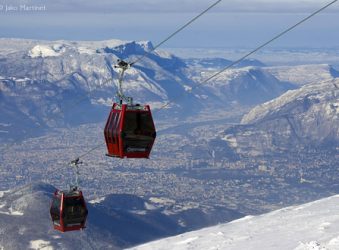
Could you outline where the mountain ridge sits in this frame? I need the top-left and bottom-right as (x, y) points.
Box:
(217, 78), (339, 156)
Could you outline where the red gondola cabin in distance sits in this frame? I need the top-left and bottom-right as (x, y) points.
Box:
(50, 189), (88, 232)
(104, 103), (156, 158)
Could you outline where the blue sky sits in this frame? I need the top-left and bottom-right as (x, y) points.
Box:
(0, 0), (338, 48)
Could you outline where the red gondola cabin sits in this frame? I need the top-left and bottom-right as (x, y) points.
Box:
(50, 189), (88, 232)
(104, 103), (156, 158)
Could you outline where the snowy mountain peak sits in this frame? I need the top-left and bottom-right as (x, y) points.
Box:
(28, 44), (67, 58)
(137, 40), (154, 52)
(98, 40), (155, 59)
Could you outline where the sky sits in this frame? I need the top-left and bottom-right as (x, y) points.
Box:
(0, 0), (338, 49)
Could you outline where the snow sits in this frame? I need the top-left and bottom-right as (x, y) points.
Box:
(77, 46), (96, 55)
(25, 39), (133, 58)
(0, 206), (24, 216)
(132, 210), (148, 215)
(241, 78), (339, 125)
(91, 98), (113, 106)
(0, 190), (25, 215)
(294, 241), (326, 250)
(29, 240), (53, 250)
(183, 85), (193, 92)
(144, 202), (157, 210)
(175, 236), (199, 245)
(221, 134), (238, 148)
(0, 191), (8, 198)
(149, 197), (175, 205)
(8, 206), (24, 216)
(130, 195), (339, 250)
(78, 38), (129, 49)
(28, 44), (66, 58)
(148, 102), (174, 110)
(89, 197), (106, 204)
(155, 50), (173, 59)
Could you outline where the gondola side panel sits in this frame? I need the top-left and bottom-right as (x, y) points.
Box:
(104, 108), (114, 155)
(118, 104), (127, 158)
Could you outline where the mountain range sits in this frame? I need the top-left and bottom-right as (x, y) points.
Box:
(0, 38), (300, 142)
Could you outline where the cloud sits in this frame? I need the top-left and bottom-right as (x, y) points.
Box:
(1, 0), (338, 13)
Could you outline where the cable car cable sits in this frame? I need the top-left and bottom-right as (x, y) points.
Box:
(198, 0), (339, 86)
(129, 0), (222, 66)
(76, 143), (105, 160)
(157, 0), (339, 110)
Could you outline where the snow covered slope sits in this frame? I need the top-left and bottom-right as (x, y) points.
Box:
(200, 66), (295, 106)
(218, 78), (339, 156)
(130, 194), (339, 250)
(242, 78), (339, 126)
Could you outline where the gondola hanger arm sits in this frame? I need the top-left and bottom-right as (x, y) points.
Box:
(70, 158), (83, 191)
(114, 59), (133, 105)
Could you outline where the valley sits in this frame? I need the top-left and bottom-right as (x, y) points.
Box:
(0, 38), (338, 249)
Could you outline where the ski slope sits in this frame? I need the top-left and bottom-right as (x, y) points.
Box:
(130, 195), (339, 250)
